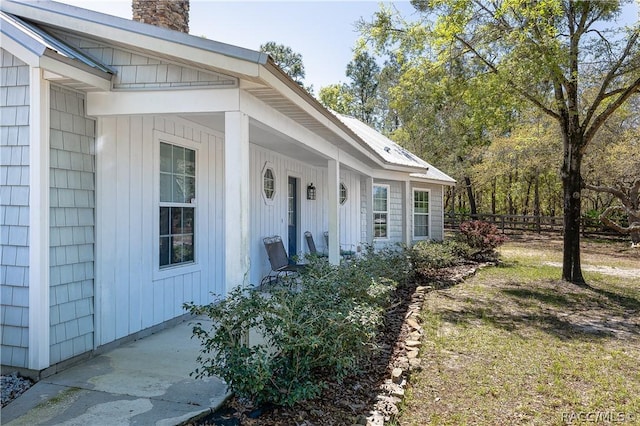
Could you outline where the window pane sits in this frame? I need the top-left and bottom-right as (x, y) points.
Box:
(264, 168), (275, 199)
(340, 183), (347, 205)
(171, 236), (183, 264)
(374, 213), (387, 238)
(171, 207), (183, 234)
(185, 148), (196, 177)
(160, 143), (172, 173)
(183, 208), (194, 233)
(374, 198), (387, 212)
(173, 175), (185, 203)
(172, 145), (184, 174)
(160, 173), (172, 202)
(182, 234), (194, 263)
(159, 207), (170, 236)
(159, 236), (170, 266)
(374, 186), (387, 200)
(414, 215), (429, 237)
(185, 176), (195, 203)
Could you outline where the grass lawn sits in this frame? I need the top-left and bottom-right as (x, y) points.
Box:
(397, 236), (640, 425)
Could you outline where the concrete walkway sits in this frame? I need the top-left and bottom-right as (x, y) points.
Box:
(2, 317), (229, 425)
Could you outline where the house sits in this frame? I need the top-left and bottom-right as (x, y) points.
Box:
(0, 0), (455, 376)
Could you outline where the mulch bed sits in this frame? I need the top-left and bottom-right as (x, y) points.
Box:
(183, 261), (484, 426)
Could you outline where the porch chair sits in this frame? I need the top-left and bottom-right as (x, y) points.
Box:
(261, 235), (307, 287)
(322, 231), (356, 260)
(304, 231), (328, 258)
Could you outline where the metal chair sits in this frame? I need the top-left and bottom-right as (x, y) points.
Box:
(261, 235), (306, 287)
(323, 231), (356, 259)
(304, 231), (328, 258)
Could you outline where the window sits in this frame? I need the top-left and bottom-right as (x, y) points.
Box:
(340, 183), (347, 205)
(413, 189), (430, 239)
(263, 167), (275, 200)
(373, 184), (389, 238)
(159, 142), (195, 268)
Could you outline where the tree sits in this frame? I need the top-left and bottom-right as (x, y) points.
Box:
(362, 0), (640, 284)
(318, 83), (355, 116)
(260, 42), (311, 92)
(583, 106), (640, 245)
(345, 50), (380, 125)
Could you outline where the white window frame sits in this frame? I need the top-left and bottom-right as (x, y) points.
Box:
(373, 184), (390, 240)
(261, 162), (276, 205)
(153, 131), (201, 280)
(412, 188), (431, 240)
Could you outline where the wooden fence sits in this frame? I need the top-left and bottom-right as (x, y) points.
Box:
(444, 213), (625, 238)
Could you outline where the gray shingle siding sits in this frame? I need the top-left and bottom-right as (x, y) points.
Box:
(0, 49), (30, 368)
(49, 85), (95, 364)
(48, 30), (237, 90)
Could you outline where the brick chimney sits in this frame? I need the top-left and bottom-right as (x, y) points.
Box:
(132, 0), (189, 33)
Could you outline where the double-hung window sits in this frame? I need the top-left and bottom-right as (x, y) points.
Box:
(159, 142), (196, 268)
(373, 184), (389, 238)
(413, 189), (430, 239)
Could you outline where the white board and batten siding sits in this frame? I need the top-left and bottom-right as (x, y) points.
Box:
(339, 170), (362, 255)
(248, 145), (325, 285)
(0, 50), (31, 368)
(248, 146), (364, 285)
(95, 115), (224, 346)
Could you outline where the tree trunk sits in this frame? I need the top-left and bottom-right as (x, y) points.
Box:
(534, 175), (541, 233)
(491, 178), (497, 215)
(561, 140), (585, 284)
(464, 176), (478, 217)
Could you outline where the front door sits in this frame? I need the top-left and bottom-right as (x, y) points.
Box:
(288, 176), (298, 263)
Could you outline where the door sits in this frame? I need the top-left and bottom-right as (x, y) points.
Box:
(288, 176), (298, 263)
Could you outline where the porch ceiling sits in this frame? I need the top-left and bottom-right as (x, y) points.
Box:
(182, 113), (332, 167)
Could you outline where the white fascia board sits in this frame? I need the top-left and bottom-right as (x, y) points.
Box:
(336, 150), (374, 177)
(0, 31), (40, 66)
(40, 54), (111, 91)
(87, 88), (240, 116)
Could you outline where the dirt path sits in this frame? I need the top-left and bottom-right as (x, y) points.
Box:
(543, 261), (640, 278)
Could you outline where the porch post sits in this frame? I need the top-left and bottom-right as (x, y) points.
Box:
(29, 68), (50, 370)
(327, 159), (340, 265)
(403, 180), (412, 246)
(224, 111), (250, 293)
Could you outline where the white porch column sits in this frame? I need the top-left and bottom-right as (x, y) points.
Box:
(327, 159), (340, 265)
(363, 176), (374, 245)
(224, 111), (250, 293)
(403, 180), (412, 246)
(29, 68), (50, 370)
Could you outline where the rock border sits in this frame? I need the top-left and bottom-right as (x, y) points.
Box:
(364, 262), (491, 425)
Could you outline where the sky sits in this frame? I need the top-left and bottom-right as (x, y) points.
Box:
(61, 0), (638, 95)
(60, 1), (420, 94)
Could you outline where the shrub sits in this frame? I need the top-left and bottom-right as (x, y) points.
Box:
(457, 220), (508, 253)
(184, 247), (411, 407)
(411, 240), (473, 270)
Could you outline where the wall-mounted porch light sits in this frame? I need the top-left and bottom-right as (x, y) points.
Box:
(306, 183), (316, 200)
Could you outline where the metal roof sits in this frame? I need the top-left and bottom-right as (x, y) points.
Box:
(333, 113), (456, 183)
(1, 10), (114, 74)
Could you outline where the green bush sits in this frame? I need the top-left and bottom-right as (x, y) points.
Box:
(184, 247), (411, 407)
(411, 240), (473, 270)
